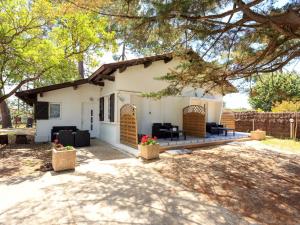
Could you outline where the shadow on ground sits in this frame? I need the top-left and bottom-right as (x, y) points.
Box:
(0, 157), (253, 225)
(0, 140), (130, 185)
(154, 142), (300, 225)
(0, 143), (52, 185)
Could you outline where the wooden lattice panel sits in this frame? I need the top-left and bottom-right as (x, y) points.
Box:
(183, 105), (206, 137)
(221, 111), (235, 129)
(120, 104), (138, 148)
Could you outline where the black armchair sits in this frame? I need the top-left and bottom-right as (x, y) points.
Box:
(152, 123), (179, 139)
(206, 122), (224, 134)
(58, 130), (74, 147)
(152, 123), (163, 138)
(74, 130), (90, 147)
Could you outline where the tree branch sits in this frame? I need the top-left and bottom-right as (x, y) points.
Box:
(0, 69), (52, 103)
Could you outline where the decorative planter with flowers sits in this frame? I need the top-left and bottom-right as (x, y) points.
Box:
(52, 140), (76, 172)
(138, 135), (160, 160)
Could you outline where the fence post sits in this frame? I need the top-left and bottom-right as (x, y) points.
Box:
(290, 118), (295, 139)
(252, 119), (255, 131)
(295, 113), (298, 140)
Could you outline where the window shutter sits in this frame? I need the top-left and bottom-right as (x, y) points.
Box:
(35, 102), (49, 120)
(99, 97), (104, 121)
(109, 94), (115, 122)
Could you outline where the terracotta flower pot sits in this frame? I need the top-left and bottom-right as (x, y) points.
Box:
(139, 144), (160, 160)
(52, 146), (76, 172)
(250, 130), (266, 140)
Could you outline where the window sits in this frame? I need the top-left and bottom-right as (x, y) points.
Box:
(109, 94), (115, 122)
(90, 109), (93, 130)
(35, 101), (49, 120)
(49, 103), (61, 119)
(99, 97), (104, 121)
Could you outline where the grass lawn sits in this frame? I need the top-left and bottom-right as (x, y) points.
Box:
(262, 137), (300, 153)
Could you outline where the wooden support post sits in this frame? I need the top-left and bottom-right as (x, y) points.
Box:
(144, 61), (152, 68)
(101, 75), (115, 81)
(119, 66), (127, 73)
(164, 57), (173, 63)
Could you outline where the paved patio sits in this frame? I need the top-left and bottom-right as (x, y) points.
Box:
(158, 132), (249, 147)
(0, 140), (255, 225)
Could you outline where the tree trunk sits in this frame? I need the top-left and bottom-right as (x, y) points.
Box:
(0, 100), (12, 128)
(121, 42), (126, 61)
(78, 61), (84, 78)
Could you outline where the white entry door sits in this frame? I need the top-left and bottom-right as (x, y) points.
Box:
(82, 102), (97, 138)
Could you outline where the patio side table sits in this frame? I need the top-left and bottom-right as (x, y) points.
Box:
(166, 130), (186, 141)
(217, 128), (235, 136)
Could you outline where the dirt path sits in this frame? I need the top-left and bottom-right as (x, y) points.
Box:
(153, 142), (300, 225)
(0, 143), (52, 184)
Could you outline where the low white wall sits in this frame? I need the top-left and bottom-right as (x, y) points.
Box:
(98, 122), (118, 145)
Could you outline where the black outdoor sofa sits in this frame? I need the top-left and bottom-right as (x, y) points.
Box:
(51, 126), (90, 147)
(152, 123), (179, 139)
(51, 126), (78, 141)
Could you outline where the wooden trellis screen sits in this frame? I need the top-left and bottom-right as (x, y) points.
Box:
(183, 105), (206, 137)
(221, 111), (235, 129)
(120, 104), (138, 148)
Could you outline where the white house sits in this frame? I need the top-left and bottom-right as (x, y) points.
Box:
(16, 53), (237, 149)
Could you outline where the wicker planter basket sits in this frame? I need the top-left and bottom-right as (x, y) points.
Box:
(139, 144), (160, 160)
(250, 130), (266, 140)
(52, 147), (76, 172)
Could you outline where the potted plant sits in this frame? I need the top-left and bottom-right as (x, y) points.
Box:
(52, 139), (76, 172)
(139, 135), (160, 160)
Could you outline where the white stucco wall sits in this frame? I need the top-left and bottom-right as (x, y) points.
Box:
(34, 58), (225, 145)
(35, 83), (101, 142)
(130, 95), (190, 135)
(114, 59), (180, 93)
(190, 98), (223, 123)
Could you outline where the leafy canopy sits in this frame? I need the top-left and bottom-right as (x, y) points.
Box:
(0, 0), (116, 101)
(272, 101), (300, 112)
(71, 0), (300, 96)
(249, 72), (300, 111)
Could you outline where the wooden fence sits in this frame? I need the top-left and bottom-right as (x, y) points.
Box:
(233, 112), (300, 138)
(183, 105), (206, 137)
(221, 111), (235, 129)
(120, 104), (138, 148)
